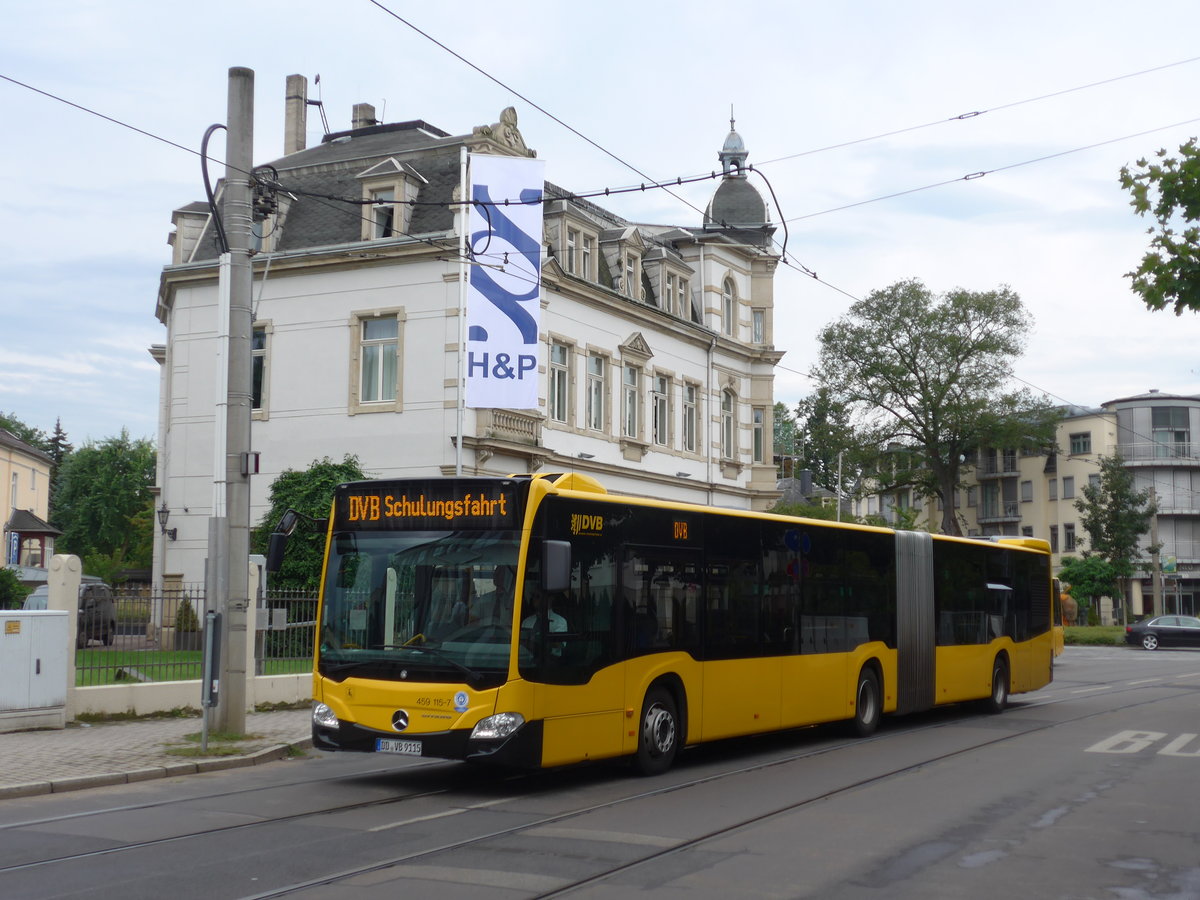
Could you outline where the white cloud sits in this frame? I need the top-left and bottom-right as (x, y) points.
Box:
(2, 0), (1199, 442)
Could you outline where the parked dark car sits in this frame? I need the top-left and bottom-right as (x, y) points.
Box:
(22, 583), (117, 648)
(1125, 615), (1200, 651)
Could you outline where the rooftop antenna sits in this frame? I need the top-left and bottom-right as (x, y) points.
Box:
(307, 73), (330, 136)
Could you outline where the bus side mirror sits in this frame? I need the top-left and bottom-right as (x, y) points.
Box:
(266, 531), (289, 574)
(542, 540), (571, 592)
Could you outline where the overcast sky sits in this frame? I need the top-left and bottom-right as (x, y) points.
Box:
(3, 0), (1199, 447)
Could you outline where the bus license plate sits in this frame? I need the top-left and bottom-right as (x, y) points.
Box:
(376, 738), (422, 756)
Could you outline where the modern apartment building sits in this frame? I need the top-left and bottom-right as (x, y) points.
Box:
(855, 391), (1200, 619)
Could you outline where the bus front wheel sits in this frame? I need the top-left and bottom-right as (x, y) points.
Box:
(851, 668), (881, 737)
(634, 687), (679, 776)
(986, 657), (1009, 713)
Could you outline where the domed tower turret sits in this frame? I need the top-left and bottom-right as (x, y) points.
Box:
(705, 117), (773, 247)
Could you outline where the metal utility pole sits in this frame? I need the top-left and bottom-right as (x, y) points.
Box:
(1149, 487), (1162, 618)
(215, 66), (255, 733)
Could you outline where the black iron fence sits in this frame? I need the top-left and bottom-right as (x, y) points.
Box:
(70, 585), (317, 687)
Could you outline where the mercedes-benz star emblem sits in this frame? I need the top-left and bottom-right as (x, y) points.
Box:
(392, 710), (410, 732)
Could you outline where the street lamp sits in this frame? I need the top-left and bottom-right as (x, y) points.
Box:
(157, 502), (178, 541)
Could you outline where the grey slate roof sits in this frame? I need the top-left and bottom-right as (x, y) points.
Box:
(180, 118), (774, 262)
(0, 429), (51, 463)
(5, 508), (60, 536)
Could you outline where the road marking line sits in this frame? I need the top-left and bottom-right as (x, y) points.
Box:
(368, 797), (509, 832)
(1071, 686), (1111, 694)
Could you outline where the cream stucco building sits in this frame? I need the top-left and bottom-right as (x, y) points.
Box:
(152, 78), (784, 586)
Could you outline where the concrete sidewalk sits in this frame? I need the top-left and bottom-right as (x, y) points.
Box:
(0, 707), (312, 799)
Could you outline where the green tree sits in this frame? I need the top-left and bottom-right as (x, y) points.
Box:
(0, 566), (30, 610)
(1058, 554), (1118, 625)
(52, 430), (156, 572)
(814, 279), (1058, 535)
(1119, 138), (1200, 316)
(46, 418), (73, 512)
(1074, 453), (1158, 622)
(769, 500), (840, 521)
(252, 455), (368, 591)
(794, 386), (859, 495)
(773, 402), (800, 477)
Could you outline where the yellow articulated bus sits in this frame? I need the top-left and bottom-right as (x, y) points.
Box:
(273, 472), (1054, 775)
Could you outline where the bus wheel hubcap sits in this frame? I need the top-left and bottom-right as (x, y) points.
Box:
(644, 705), (675, 755)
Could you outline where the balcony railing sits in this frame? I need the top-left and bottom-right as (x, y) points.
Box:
(1119, 441), (1196, 463)
(976, 458), (1021, 477)
(977, 501), (1020, 523)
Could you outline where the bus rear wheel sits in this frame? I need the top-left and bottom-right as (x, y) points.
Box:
(634, 687), (678, 776)
(985, 657), (1009, 713)
(851, 668), (881, 737)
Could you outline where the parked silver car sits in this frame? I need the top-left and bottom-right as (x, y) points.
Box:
(22, 583), (117, 648)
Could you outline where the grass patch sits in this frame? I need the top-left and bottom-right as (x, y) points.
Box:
(181, 730), (263, 743)
(1064, 625), (1125, 646)
(163, 729), (269, 758)
(255, 700), (310, 712)
(75, 707), (200, 724)
(165, 744), (253, 758)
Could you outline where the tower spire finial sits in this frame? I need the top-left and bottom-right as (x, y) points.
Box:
(730, 103), (735, 132)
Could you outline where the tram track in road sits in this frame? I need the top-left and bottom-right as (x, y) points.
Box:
(0, 760), (448, 834)
(3, 672), (1196, 895)
(243, 681), (1200, 900)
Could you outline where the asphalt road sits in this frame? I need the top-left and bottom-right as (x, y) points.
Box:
(1, 645), (1198, 899)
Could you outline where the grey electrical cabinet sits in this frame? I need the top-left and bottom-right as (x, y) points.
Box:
(0, 610), (68, 732)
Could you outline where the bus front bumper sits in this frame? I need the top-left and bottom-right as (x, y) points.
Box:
(313, 718), (544, 768)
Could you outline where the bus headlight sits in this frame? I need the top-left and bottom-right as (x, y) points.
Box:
(470, 712), (525, 740)
(312, 702), (339, 729)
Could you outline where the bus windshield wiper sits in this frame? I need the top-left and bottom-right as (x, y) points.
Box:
(378, 643), (486, 687)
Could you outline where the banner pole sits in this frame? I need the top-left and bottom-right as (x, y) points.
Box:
(456, 146), (468, 476)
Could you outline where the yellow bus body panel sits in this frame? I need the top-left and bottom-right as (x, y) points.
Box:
(779, 653), (847, 728)
(702, 657), (782, 741)
(934, 644), (999, 705)
(534, 666), (626, 767)
(314, 676), (498, 735)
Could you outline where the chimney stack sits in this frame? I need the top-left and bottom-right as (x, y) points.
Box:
(284, 74), (307, 155)
(352, 103), (377, 131)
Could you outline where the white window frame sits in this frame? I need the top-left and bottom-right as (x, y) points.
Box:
(586, 353), (607, 432)
(752, 406), (765, 463)
(565, 228), (579, 274)
(548, 341), (571, 424)
(624, 253), (640, 298)
(653, 375), (671, 446)
(623, 364), (641, 438)
(683, 383), (697, 453)
(251, 320), (272, 421)
(349, 308), (405, 414)
(752, 309), (764, 344)
(722, 278), (736, 336)
(721, 389), (735, 459)
(369, 187), (397, 239)
(581, 235), (594, 281)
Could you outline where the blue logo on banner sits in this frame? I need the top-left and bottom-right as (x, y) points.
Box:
(469, 183), (541, 345)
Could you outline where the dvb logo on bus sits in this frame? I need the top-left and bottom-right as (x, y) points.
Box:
(570, 514), (603, 536)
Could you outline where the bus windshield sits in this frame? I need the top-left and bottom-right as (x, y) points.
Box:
(319, 528), (520, 687)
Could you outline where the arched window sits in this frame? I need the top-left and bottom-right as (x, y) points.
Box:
(722, 278), (736, 336)
(721, 389), (735, 459)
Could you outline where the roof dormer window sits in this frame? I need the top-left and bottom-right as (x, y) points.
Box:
(357, 157), (426, 242)
(371, 188), (396, 239)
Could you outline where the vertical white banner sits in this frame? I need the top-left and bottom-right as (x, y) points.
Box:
(466, 154), (544, 409)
